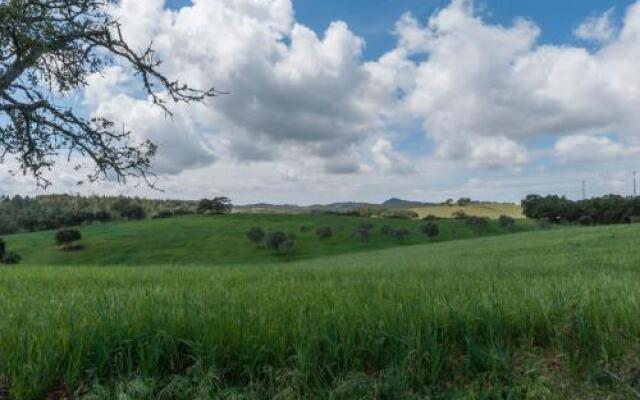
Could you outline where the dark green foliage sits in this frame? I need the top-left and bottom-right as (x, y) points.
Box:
(422, 214), (438, 221)
(55, 229), (82, 248)
(94, 210), (112, 223)
(453, 210), (469, 219)
(522, 194), (640, 225)
(466, 216), (490, 235)
(381, 210), (419, 219)
(352, 229), (370, 243)
(359, 222), (374, 231)
(579, 215), (594, 226)
(300, 225), (311, 233)
(265, 231), (289, 253)
(498, 215), (516, 230)
(421, 222), (440, 240)
(457, 197), (472, 206)
(380, 225), (394, 236)
(1, 252), (21, 265)
(120, 205), (146, 220)
(153, 211), (174, 219)
(276, 239), (295, 255)
(316, 226), (333, 240)
(197, 197), (233, 214)
(0, 238), (4, 259)
(391, 228), (411, 241)
(288, 233), (298, 241)
(246, 227), (266, 244)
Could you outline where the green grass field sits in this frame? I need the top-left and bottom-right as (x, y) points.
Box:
(4, 214), (533, 266)
(2, 218), (640, 399)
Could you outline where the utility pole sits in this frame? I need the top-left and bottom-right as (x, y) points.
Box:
(634, 171), (637, 197)
(581, 180), (586, 200)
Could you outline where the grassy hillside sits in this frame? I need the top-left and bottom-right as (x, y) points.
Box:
(411, 202), (523, 219)
(5, 213), (534, 266)
(2, 224), (640, 398)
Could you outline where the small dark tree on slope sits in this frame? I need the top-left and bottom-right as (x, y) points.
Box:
(316, 226), (333, 240)
(55, 228), (82, 250)
(0, 238), (5, 260)
(247, 227), (266, 245)
(421, 222), (440, 241)
(498, 215), (516, 230)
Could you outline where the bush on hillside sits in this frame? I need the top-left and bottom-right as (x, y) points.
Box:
(55, 228), (82, 250)
(276, 239), (295, 255)
(120, 205), (146, 220)
(359, 222), (374, 231)
(265, 231), (288, 253)
(197, 197), (233, 214)
(391, 228), (411, 241)
(422, 214), (438, 221)
(498, 215), (516, 230)
(381, 210), (419, 219)
(246, 227), (266, 245)
(630, 215), (640, 224)
(2, 252), (21, 265)
(380, 225), (394, 236)
(94, 210), (111, 223)
(352, 229), (370, 243)
(316, 226), (333, 240)
(0, 238), (5, 259)
(466, 216), (489, 235)
(452, 210), (469, 219)
(421, 222), (440, 241)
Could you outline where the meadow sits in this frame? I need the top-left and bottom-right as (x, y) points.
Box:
(4, 214), (533, 266)
(2, 218), (640, 399)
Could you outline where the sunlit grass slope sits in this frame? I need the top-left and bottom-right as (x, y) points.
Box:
(2, 224), (640, 398)
(411, 203), (523, 219)
(5, 213), (533, 266)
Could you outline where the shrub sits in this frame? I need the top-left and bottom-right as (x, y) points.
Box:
(153, 210), (174, 219)
(1, 251), (21, 265)
(380, 225), (394, 236)
(352, 229), (370, 243)
(498, 215), (516, 230)
(539, 219), (553, 230)
(265, 231), (288, 253)
(466, 216), (489, 235)
(422, 215), (438, 221)
(120, 205), (146, 220)
(421, 222), (440, 241)
(316, 226), (333, 240)
(381, 210), (419, 219)
(276, 239), (295, 255)
(94, 210), (111, 222)
(246, 227), (266, 244)
(359, 222), (374, 231)
(55, 228), (82, 249)
(578, 215), (594, 226)
(0, 238), (5, 259)
(391, 228), (410, 241)
(452, 210), (469, 219)
(300, 225), (311, 233)
(630, 215), (640, 224)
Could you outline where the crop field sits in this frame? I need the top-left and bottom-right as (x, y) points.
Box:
(411, 203), (523, 219)
(2, 219), (640, 399)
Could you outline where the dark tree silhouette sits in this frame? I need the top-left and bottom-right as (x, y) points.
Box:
(0, 0), (219, 187)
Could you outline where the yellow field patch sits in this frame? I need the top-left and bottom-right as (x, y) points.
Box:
(411, 203), (523, 219)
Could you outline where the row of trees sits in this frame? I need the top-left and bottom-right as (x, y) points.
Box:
(522, 194), (640, 225)
(0, 195), (233, 235)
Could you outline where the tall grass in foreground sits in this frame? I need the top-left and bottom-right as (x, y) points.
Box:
(1, 225), (640, 398)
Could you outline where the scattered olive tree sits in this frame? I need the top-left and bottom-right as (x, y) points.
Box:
(265, 231), (295, 255)
(0, 238), (20, 264)
(197, 198), (233, 214)
(421, 222), (440, 241)
(55, 228), (82, 250)
(391, 228), (411, 241)
(498, 215), (516, 230)
(316, 226), (333, 240)
(246, 227), (266, 245)
(466, 216), (490, 235)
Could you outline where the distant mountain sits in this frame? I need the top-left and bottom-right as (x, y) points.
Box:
(382, 198), (434, 208)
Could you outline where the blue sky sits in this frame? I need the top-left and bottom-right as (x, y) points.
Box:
(167, 0), (635, 58)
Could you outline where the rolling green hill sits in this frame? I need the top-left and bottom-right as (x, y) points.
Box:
(4, 213), (534, 266)
(2, 223), (640, 398)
